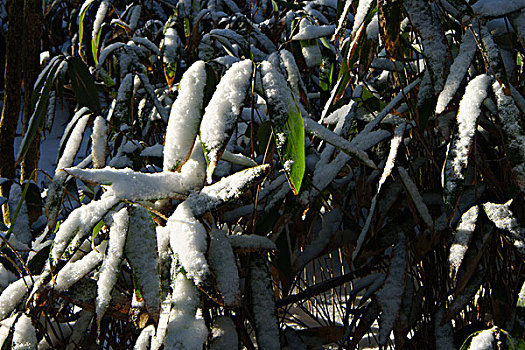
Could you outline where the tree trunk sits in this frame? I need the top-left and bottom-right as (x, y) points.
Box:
(0, 0), (24, 223)
(20, 0), (43, 223)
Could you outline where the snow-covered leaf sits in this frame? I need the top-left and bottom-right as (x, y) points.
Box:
(443, 74), (491, 212)
(398, 166), (434, 230)
(260, 58), (305, 194)
(65, 167), (187, 201)
(12, 314), (37, 350)
(164, 61), (207, 172)
(208, 229), (240, 307)
(228, 234), (276, 252)
(483, 200), (525, 254)
(96, 207), (129, 326)
(210, 316), (238, 350)
(449, 205), (479, 278)
(249, 255), (280, 350)
(186, 164), (270, 216)
(126, 205), (161, 321)
(200, 60), (253, 183)
(0, 275), (40, 321)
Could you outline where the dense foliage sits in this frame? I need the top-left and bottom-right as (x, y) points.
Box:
(0, 0), (525, 348)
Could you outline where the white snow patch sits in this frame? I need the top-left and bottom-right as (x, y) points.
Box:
(291, 18), (335, 40)
(208, 229), (240, 306)
(12, 314), (37, 350)
(449, 206), (479, 274)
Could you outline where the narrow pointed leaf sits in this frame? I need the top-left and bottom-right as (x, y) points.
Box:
(208, 229), (240, 307)
(261, 58), (305, 194)
(200, 60), (253, 183)
(67, 56), (101, 114)
(126, 205), (161, 322)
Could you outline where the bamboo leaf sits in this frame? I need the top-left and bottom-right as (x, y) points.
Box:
(126, 205), (161, 322)
(67, 56), (101, 114)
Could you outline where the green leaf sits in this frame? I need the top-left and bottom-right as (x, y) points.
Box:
(92, 219), (105, 240)
(67, 56), (101, 114)
(260, 59), (305, 195)
(78, 0), (96, 59)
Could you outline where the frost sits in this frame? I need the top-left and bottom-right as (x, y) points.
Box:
(91, 116), (108, 168)
(208, 229), (239, 306)
(376, 238), (406, 346)
(96, 207), (129, 325)
(210, 316), (238, 350)
(200, 59), (253, 182)
(469, 328), (495, 350)
(291, 18), (335, 40)
(444, 74), (491, 207)
(65, 167), (187, 201)
(0, 275), (40, 320)
(54, 241), (107, 292)
(168, 202), (209, 284)
(165, 274), (208, 350)
(398, 166), (434, 229)
(436, 30), (478, 114)
(449, 206), (479, 274)
(12, 314), (37, 350)
(164, 61), (207, 172)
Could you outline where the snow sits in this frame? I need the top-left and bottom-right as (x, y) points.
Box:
(165, 274), (208, 350)
(91, 116), (107, 168)
(0, 264), (16, 292)
(96, 207), (129, 325)
(12, 314), (37, 350)
(291, 18), (335, 40)
(301, 43), (322, 68)
(56, 114), (90, 174)
(132, 36), (160, 55)
(162, 28), (180, 66)
(54, 241), (107, 292)
(186, 164), (270, 216)
(444, 74), (491, 206)
(0, 315), (16, 348)
(228, 235), (276, 251)
(468, 328), (495, 349)
(473, 0), (525, 17)
(65, 311), (92, 350)
(279, 49), (306, 97)
(65, 167), (186, 201)
(483, 200), (525, 253)
(249, 257), (280, 349)
(493, 82), (525, 192)
(260, 59), (293, 127)
(179, 136), (206, 191)
(126, 205), (161, 320)
(376, 238), (406, 346)
(200, 59), (253, 183)
(210, 316), (238, 350)
(0, 275), (40, 320)
(164, 60), (207, 172)
(134, 325), (154, 349)
(128, 5), (142, 30)
(208, 229), (240, 306)
(140, 143), (164, 158)
(92, 1), (110, 44)
(50, 191), (118, 262)
(436, 30), (478, 114)
(168, 201), (209, 284)
(221, 150), (257, 167)
(398, 166), (434, 230)
(354, 123), (406, 259)
(404, 0), (448, 92)
(97, 42), (126, 68)
(8, 184), (31, 246)
(352, 0), (375, 38)
(449, 206), (479, 274)
(303, 117), (376, 168)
